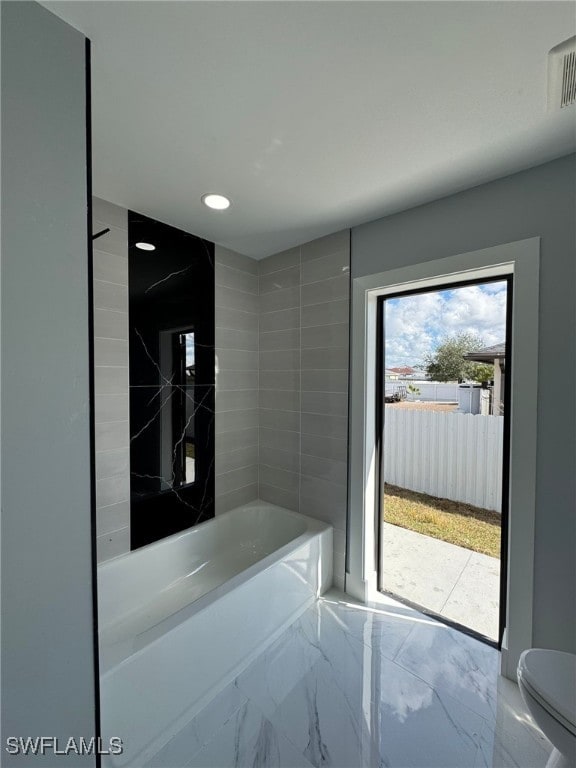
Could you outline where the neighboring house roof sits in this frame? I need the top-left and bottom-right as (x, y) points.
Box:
(388, 366), (416, 376)
(463, 342), (506, 363)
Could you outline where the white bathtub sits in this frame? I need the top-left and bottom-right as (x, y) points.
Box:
(98, 502), (333, 767)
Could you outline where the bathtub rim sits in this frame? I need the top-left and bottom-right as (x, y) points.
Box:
(98, 502), (332, 676)
(98, 499), (326, 570)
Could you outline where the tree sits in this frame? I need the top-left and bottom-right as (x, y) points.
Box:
(424, 333), (493, 383)
(472, 363), (496, 384)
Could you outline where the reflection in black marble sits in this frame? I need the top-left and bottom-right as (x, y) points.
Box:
(128, 211), (214, 549)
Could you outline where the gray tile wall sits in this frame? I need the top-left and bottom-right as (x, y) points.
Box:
(215, 246), (259, 513)
(258, 246), (302, 512)
(258, 231), (350, 590)
(91, 202), (348, 590)
(92, 198), (131, 562)
(92, 206), (261, 554)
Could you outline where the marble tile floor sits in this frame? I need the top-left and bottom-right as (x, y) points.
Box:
(146, 589), (551, 768)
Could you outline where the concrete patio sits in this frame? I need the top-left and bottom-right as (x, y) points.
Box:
(381, 523), (501, 641)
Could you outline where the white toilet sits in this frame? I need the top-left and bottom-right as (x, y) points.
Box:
(517, 649), (576, 768)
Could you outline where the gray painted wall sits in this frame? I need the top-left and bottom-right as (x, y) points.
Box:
(258, 232), (350, 590)
(1, 2), (97, 763)
(92, 199), (131, 562)
(352, 153), (576, 654)
(215, 246), (259, 513)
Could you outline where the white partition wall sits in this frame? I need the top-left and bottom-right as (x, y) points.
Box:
(1, 3), (97, 763)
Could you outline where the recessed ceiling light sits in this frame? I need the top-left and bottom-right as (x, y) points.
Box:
(202, 193), (231, 211)
(135, 242), (156, 251)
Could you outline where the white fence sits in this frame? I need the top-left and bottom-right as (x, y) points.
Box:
(385, 381), (460, 402)
(384, 410), (504, 511)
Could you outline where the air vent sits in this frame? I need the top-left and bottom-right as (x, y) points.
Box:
(548, 36), (576, 110)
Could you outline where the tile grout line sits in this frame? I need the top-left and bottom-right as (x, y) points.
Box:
(96, 523), (129, 540)
(259, 245), (348, 277)
(93, 247), (128, 259)
(94, 277), (128, 289)
(215, 284), (258, 298)
(97, 527), (130, 543)
(260, 269), (348, 293)
(215, 260), (259, 278)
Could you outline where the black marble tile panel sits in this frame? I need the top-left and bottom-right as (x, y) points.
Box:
(128, 210), (215, 549)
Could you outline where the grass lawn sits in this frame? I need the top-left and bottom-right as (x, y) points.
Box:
(383, 483), (501, 558)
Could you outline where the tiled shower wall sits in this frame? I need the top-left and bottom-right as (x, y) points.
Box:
(91, 203), (260, 561)
(92, 198), (131, 562)
(258, 231), (350, 590)
(214, 246), (259, 513)
(91, 199), (349, 585)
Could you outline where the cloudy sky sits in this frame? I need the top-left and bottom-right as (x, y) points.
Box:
(384, 280), (508, 369)
(185, 332), (195, 368)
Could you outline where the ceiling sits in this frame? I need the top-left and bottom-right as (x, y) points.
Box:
(44, 1), (576, 258)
